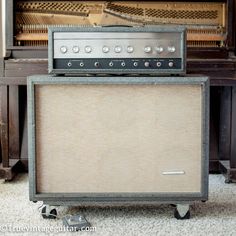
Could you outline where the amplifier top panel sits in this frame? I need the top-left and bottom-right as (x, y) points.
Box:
(48, 26), (186, 75)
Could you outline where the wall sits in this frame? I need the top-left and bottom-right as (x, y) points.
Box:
(0, 0), (2, 57)
(0, 0), (5, 57)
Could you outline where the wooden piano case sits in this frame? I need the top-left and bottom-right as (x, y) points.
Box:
(0, 0), (236, 179)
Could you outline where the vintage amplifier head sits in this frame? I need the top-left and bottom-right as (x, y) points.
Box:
(48, 26), (186, 75)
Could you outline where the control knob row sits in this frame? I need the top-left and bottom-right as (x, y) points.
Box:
(104, 46), (134, 53)
(60, 45), (92, 54)
(144, 46), (176, 53)
(60, 46), (134, 54)
(61, 45), (176, 54)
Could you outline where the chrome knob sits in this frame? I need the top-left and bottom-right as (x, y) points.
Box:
(67, 62), (72, 67)
(109, 62), (114, 67)
(102, 46), (109, 53)
(168, 46), (176, 53)
(85, 46), (92, 53)
(133, 62), (138, 67)
(72, 46), (79, 53)
(79, 62), (84, 67)
(156, 46), (164, 53)
(168, 62), (174, 67)
(144, 62), (150, 67)
(121, 62), (126, 67)
(127, 46), (134, 53)
(144, 46), (152, 53)
(114, 46), (122, 53)
(60, 46), (67, 54)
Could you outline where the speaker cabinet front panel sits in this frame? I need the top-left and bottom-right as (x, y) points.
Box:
(28, 76), (209, 202)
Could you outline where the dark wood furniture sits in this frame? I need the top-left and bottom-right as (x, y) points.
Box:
(1, 0), (236, 180)
(219, 84), (236, 183)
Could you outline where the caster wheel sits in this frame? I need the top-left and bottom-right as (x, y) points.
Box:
(174, 208), (190, 220)
(41, 206), (57, 219)
(225, 179), (232, 184)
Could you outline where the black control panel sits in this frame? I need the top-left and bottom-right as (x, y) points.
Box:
(54, 58), (182, 72)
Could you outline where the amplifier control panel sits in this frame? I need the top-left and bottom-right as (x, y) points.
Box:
(49, 26), (186, 75)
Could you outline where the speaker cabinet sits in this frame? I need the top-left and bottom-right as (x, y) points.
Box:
(28, 76), (209, 206)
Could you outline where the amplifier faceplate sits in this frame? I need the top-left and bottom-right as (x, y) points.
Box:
(48, 26), (186, 75)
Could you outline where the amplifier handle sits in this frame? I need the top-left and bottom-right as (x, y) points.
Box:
(102, 25), (134, 28)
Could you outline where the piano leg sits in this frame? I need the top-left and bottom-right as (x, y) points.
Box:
(0, 84), (22, 180)
(220, 86), (236, 183)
